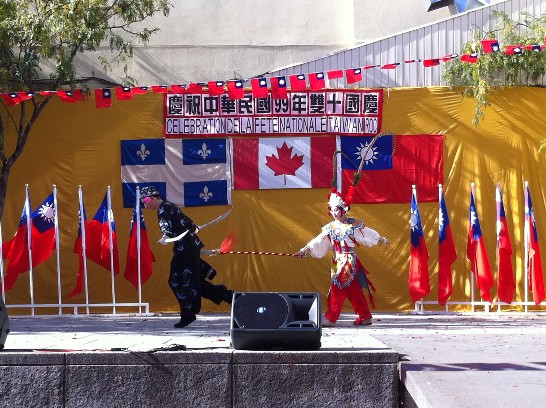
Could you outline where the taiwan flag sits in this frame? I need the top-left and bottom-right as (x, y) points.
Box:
(467, 188), (494, 303)
(496, 185), (515, 304)
(115, 86), (133, 100)
(525, 184), (545, 305)
(345, 68), (362, 84)
(289, 74), (307, 91)
(232, 137), (336, 189)
(270, 76), (288, 99)
(94, 88), (112, 108)
(208, 81), (225, 96)
(338, 134), (443, 203)
(308, 72), (326, 91)
(87, 194), (120, 274)
(2, 192), (56, 291)
(327, 70), (344, 80)
(481, 39), (500, 53)
(68, 196), (88, 299)
(423, 58), (441, 67)
(1, 195), (31, 291)
(461, 53), (479, 63)
(226, 80), (244, 100)
(124, 202), (156, 289)
(29, 193), (56, 268)
(251, 78), (269, 98)
(438, 187), (456, 305)
(409, 188), (430, 302)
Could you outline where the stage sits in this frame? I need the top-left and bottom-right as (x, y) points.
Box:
(1, 312), (545, 407)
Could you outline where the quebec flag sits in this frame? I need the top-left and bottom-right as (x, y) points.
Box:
(121, 138), (231, 208)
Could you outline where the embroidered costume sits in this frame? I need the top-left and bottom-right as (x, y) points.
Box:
(302, 210), (383, 326)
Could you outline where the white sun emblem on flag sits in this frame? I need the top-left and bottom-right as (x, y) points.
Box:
(470, 209), (477, 226)
(410, 208), (419, 231)
(38, 202), (55, 223)
(355, 142), (378, 165)
(439, 208), (445, 231)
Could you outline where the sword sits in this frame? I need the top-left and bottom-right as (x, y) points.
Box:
(162, 209), (232, 243)
(198, 209), (232, 230)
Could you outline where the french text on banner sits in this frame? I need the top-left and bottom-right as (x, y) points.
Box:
(164, 89), (383, 138)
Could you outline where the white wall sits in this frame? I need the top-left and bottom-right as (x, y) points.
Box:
(72, 0), (468, 86)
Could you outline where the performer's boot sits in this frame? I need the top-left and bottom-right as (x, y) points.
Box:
(223, 289), (234, 305)
(174, 312), (196, 328)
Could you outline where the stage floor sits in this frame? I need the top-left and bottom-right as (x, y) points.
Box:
(5, 311), (546, 408)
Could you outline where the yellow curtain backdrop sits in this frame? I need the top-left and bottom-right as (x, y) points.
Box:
(2, 86), (545, 314)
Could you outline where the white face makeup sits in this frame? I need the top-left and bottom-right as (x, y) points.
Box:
(329, 206), (345, 221)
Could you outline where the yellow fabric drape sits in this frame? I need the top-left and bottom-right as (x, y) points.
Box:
(2, 86), (545, 314)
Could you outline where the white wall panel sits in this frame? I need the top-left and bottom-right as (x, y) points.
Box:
(272, 0), (546, 88)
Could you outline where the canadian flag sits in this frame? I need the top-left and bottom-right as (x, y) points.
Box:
(232, 137), (336, 189)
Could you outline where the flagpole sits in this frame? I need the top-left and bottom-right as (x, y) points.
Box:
(53, 185), (62, 315)
(439, 184), (448, 313)
(524, 181), (530, 313)
(0, 221), (6, 304)
(26, 184), (35, 316)
(470, 183), (475, 313)
(495, 184), (500, 313)
(412, 184), (423, 304)
(79, 186), (90, 314)
(0, 221), (5, 302)
(107, 186), (116, 315)
(136, 186), (142, 314)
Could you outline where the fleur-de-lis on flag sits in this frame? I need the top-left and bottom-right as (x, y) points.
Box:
(199, 186), (213, 202)
(198, 143), (211, 160)
(137, 143), (150, 161)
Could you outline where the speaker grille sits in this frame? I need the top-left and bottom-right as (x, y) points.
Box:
(233, 293), (289, 329)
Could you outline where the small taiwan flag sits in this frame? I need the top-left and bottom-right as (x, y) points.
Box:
(423, 58), (440, 67)
(270, 76), (288, 99)
(95, 88), (112, 108)
(208, 81), (225, 96)
(505, 45), (523, 55)
(132, 86), (149, 94)
(461, 53), (479, 63)
(186, 82), (205, 93)
(251, 78), (269, 98)
(381, 62), (400, 70)
(308, 72), (326, 91)
(151, 85), (168, 93)
(226, 80), (244, 100)
(327, 70), (344, 80)
(170, 84), (186, 93)
(345, 68), (362, 84)
(116, 86), (133, 100)
(441, 54), (459, 61)
(481, 39), (500, 53)
(289, 74), (307, 91)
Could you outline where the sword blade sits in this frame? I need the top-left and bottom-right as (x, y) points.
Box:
(198, 209), (232, 230)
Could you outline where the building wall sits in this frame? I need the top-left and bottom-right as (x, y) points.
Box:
(73, 0), (456, 86)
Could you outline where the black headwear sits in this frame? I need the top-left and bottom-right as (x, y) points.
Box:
(139, 186), (160, 199)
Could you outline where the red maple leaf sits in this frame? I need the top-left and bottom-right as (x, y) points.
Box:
(265, 142), (304, 185)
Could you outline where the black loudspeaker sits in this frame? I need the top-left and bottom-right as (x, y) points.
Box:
(230, 292), (321, 350)
(0, 297), (9, 349)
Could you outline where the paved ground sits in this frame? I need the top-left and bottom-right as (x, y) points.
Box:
(3, 311), (546, 407)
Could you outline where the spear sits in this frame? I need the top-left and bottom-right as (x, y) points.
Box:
(202, 234), (296, 257)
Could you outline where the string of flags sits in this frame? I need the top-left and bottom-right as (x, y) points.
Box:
(1, 37), (545, 109)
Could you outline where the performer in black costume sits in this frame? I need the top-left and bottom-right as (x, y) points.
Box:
(140, 186), (233, 328)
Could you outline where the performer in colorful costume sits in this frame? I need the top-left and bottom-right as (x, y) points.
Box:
(294, 172), (389, 326)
